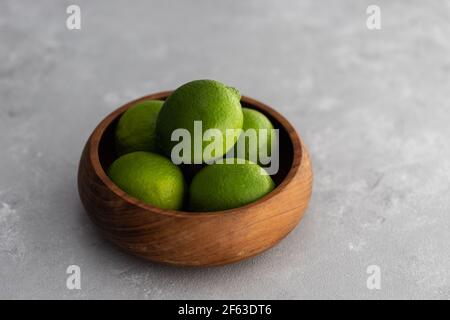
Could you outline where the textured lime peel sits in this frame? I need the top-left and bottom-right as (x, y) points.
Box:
(232, 107), (275, 164)
(115, 100), (164, 156)
(108, 151), (185, 210)
(189, 159), (275, 211)
(156, 80), (243, 163)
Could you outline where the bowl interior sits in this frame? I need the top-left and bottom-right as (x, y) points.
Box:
(97, 94), (296, 207)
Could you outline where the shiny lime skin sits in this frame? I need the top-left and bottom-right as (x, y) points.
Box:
(233, 107), (275, 163)
(156, 80), (243, 163)
(115, 100), (164, 156)
(189, 159), (275, 211)
(107, 151), (185, 210)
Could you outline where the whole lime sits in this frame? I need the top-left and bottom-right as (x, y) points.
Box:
(233, 108), (274, 163)
(115, 100), (164, 156)
(156, 80), (243, 163)
(107, 151), (185, 210)
(189, 159), (275, 211)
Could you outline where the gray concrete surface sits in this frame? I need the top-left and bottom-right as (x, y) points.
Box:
(1, 0), (450, 299)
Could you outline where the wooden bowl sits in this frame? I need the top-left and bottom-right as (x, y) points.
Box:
(77, 91), (313, 267)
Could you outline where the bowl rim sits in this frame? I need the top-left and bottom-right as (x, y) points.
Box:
(88, 91), (303, 217)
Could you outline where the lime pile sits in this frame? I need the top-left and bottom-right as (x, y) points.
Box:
(108, 79), (277, 212)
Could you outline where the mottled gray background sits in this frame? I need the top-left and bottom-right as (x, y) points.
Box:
(1, 0), (449, 299)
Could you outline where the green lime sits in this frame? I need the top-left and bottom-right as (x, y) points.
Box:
(107, 151), (185, 210)
(233, 108), (274, 163)
(156, 80), (243, 163)
(115, 100), (164, 156)
(189, 159), (275, 211)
